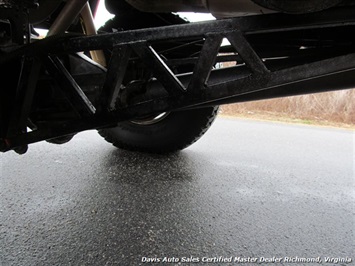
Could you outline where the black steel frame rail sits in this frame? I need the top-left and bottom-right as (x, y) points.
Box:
(1, 6), (355, 152)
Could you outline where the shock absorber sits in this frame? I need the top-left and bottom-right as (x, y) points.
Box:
(47, 0), (106, 66)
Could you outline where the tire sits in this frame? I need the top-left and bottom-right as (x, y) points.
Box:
(98, 107), (219, 153)
(98, 11), (219, 153)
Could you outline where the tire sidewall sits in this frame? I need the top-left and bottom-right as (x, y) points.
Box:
(104, 107), (217, 152)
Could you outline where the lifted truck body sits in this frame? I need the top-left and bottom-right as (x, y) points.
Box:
(1, 0), (355, 154)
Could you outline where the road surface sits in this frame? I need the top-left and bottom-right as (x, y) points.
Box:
(1, 117), (354, 265)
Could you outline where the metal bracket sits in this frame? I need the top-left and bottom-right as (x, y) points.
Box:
(130, 42), (187, 95)
(45, 56), (96, 116)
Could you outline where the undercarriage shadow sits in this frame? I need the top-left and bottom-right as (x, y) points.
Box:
(101, 148), (198, 184)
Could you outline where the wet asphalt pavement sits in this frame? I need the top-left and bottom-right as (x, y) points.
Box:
(1, 117), (354, 266)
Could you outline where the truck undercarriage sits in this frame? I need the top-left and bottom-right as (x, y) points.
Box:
(1, 0), (355, 154)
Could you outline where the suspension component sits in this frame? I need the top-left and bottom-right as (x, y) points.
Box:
(1, 5), (355, 153)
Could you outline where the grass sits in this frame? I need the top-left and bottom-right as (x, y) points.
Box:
(220, 90), (355, 129)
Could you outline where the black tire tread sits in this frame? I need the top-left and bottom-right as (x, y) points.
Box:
(98, 107), (219, 154)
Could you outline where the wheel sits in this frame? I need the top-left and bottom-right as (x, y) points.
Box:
(98, 11), (219, 153)
(46, 134), (75, 144)
(98, 107), (218, 153)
